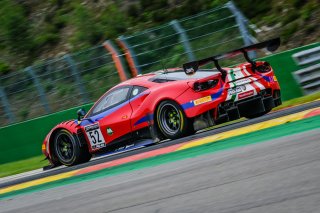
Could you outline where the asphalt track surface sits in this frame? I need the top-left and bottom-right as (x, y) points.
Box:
(0, 100), (319, 189)
(1, 128), (320, 213)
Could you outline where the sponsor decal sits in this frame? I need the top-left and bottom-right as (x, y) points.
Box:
(107, 127), (113, 135)
(238, 90), (254, 99)
(84, 124), (98, 131)
(228, 85), (246, 96)
(115, 144), (135, 152)
(273, 76), (278, 81)
(194, 96), (212, 106)
(234, 78), (251, 85)
(85, 123), (106, 150)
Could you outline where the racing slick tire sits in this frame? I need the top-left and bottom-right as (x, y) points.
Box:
(156, 100), (194, 139)
(53, 129), (91, 166)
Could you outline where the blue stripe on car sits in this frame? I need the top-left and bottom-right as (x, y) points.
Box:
(181, 82), (224, 110)
(256, 73), (272, 82)
(79, 100), (130, 126)
(79, 91), (148, 126)
(181, 101), (195, 110)
(134, 113), (154, 126)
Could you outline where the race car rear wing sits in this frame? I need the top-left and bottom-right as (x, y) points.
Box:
(182, 37), (280, 78)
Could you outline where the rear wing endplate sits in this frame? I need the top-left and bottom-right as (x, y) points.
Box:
(182, 37), (280, 77)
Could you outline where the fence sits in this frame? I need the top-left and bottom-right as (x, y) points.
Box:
(0, 42), (127, 126)
(118, 1), (255, 75)
(0, 1), (256, 127)
(292, 46), (320, 94)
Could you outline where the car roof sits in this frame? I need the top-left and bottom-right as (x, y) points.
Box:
(117, 73), (157, 88)
(117, 68), (220, 88)
(116, 68), (182, 88)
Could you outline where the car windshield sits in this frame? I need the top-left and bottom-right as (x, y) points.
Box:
(89, 87), (130, 116)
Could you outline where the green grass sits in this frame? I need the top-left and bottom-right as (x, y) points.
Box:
(1, 92), (319, 179)
(274, 91), (320, 111)
(0, 155), (47, 178)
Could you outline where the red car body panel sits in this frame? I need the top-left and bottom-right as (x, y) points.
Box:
(43, 38), (283, 167)
(42, 60), (281, 163)
(42, 120), (79, 160)
(177, 62), (280, 118)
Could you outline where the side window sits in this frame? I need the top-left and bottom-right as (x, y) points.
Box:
(91, 87), (131, 115)
(130, 86), (148, 99)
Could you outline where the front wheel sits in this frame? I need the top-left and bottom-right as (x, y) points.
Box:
(156, 100), (193, 139)
(53, 129), (91, 166)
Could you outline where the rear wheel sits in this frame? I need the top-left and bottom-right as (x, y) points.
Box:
(156, 100), (194, 139)
(53, 129), (91, 166)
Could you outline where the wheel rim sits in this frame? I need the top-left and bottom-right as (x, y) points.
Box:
(158, 103), (181, 135)
(55, 132), (75, 162)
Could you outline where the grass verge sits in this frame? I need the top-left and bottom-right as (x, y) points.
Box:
(0, 156), (47, 178)
(273, 91), (320, 110)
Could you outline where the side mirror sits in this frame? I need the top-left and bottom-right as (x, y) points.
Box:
(77, 108), (86, 121)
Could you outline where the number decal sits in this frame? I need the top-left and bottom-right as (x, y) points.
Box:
(89, 131), (96, 144)
(94, 130), (102, 143)
(84, 123), (106, 150)
(88, 130), (102, 144)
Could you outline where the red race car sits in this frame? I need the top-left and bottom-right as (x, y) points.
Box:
(42, 38), (281, 167)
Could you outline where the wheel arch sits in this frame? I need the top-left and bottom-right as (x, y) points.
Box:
(47, 127), (65, 166)
(153, 98), (184, 126)
(45, 120), (82, 165)
(153, 98), (192, 139)
(47, 126), (91, 166)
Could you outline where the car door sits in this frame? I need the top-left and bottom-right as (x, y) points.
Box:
(129, 86), (150, 131)
(83, 86), (133, 151)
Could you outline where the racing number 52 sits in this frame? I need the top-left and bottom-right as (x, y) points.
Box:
(89, 130), (102, 144)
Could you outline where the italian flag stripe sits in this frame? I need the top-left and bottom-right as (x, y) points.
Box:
(230, 69), (237, 101)
(249, 77), (261, 93)
(242, 66), (251, 76)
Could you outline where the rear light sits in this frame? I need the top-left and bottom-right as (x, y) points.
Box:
(193, 79), (218, 92)
(256, 62), (271, 73)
